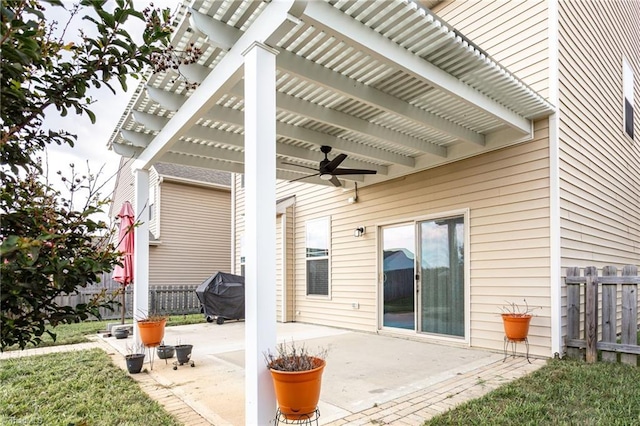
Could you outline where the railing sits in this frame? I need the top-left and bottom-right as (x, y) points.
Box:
(565, 265), (639, 365)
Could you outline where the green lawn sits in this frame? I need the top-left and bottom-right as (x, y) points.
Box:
(0, 349), (181, 426)
(4, 313), (205, 351)
(425, 358), (640, 426)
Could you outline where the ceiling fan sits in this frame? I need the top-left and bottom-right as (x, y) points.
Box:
(284, 146), (377, 187)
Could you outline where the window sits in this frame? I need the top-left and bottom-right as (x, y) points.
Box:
(306, 217), (330, 296)
(623, 58), (634, 139)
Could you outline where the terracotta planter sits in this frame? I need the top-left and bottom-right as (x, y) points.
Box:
(269, 357), (325, 420)
(137, 319), (166, 347)
(502, 314), (532, 341)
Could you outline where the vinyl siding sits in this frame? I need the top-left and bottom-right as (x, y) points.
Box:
(558, 0), (640, 269)
(235, 120), (550, 356)
(434, 0), (550, 98)
(149, 181), (231, 286)
(109, 157), (135, 219)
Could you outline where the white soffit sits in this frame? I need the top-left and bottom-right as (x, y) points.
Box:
(108, 0), (555, 187)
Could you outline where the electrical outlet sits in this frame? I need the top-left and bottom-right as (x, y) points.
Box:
(351, 302), (359, 309)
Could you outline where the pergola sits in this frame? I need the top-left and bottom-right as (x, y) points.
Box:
(108, 0), (554, 423)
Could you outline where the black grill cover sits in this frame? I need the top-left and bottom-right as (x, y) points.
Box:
(195, 272), (245, 320)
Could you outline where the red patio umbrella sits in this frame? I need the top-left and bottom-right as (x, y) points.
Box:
(113, 201), (135, 324)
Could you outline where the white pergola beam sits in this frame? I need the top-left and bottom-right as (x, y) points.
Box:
(227, 84), (447, 156)
(301, 1), (531, 135)
(277, 50), (485, 146)
(132, 111), (170, 131)
(188, 8), (242, 50)
(120, 129), (153, 148)
(145, 86), (187, 111)
(132, 0), (304, 171)
(112, 142), (143, 158)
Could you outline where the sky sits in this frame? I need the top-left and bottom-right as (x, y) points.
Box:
(40, 1), (176, 222)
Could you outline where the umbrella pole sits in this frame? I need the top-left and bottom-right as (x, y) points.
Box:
(121, 284), (126, 325)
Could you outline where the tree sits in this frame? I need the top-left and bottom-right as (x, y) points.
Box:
(0, 0), (173, 350)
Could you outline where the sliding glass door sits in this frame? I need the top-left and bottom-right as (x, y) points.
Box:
(380, 215), (465, 338)
(381, 224), (415, 330)
(418, 217), (465, 337)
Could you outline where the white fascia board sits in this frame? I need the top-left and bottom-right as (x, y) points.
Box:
(133, 0), (304, 171)
(301, 1), (531, 135)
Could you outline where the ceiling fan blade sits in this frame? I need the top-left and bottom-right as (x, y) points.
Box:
(331, 168), (377, 175)
(288, 173), (319, 183)
(281, 161), (319, 172)
(325, 153), (347, 172)
(329, 175), (342, 187)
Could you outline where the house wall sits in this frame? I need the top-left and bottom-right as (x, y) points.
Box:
(109, 157), (135, 220)
(235, 120), (552, 356)
(149, 180), (231, 286)
(433, 0), (550, 98)
(557, 0), (640, 269)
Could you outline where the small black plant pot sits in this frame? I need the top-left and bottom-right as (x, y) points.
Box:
(157, 345), (175, 359)
(174, 344), (194, 368)
(114, 328), (129, 339)
(125, 353), (145, 374)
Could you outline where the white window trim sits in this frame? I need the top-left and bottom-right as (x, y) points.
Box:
(305, 216), (331, 299)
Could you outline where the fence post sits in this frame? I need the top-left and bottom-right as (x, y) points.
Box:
(601, 266), (618, 363)
(621, 265), (638, 366)
(566, 267), (582, 359)
(585, 266), (598, 363)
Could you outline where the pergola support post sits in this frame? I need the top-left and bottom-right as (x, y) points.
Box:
(243, 41), (278, 424)
(132, 168), (150, 347)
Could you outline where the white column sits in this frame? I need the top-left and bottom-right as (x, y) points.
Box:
(243, 41), (278, 424)
(133, 168), (150, 347)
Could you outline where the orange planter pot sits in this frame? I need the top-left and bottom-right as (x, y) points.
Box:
(269, 358), (325, 420)
(137, 319), (166, 347)
(502, 314), (532, 341)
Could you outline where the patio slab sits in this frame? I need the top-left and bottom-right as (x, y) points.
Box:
(101, 321), (542, 425)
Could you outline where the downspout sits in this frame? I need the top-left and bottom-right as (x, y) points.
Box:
(548, 0), (563, 358)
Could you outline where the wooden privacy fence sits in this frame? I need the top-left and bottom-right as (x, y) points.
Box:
(565, 265), (639, 365)
(53, 274), (203, 320)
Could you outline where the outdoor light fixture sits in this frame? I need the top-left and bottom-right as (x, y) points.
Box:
(354, 226), (365, 237)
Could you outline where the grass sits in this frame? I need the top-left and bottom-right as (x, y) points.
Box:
(0, 349), (181, 426)
(425, 358), (640, 426)
(5, 313), (205, 351)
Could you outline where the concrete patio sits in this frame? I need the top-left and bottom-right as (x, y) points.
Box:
(95, 321), (544, 425)
(0, 321), (545, 425)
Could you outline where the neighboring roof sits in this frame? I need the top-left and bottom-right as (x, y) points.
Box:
(153, 162), (231, 187)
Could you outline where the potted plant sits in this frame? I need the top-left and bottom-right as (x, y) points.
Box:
(265, 341), (327, 420)
(500, 299), (538, 341)
(157, 342), (175, 360)
(136, 313), (168, 347)
(125, 343), (146, 374)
